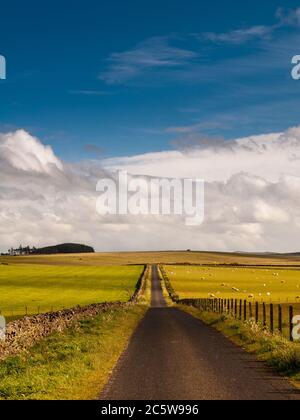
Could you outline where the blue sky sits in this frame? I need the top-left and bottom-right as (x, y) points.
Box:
(1, 0), (300, 160)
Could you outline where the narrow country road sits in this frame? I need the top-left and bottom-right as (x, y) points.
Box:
(100, 265), (300, 400)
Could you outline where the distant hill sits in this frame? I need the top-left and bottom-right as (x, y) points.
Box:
(32, 243), (95, 255)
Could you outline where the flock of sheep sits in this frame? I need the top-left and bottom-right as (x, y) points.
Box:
(169, 267), (300, 301)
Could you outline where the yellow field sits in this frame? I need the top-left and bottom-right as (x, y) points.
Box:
(164, 265), (300, 303)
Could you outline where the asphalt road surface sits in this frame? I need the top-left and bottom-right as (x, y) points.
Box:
(100, 265), (300, 400)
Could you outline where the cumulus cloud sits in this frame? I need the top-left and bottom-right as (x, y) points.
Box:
(104, 128), (300, 182)
(0, 130), (63, 173)
(1, 127), (300, 253)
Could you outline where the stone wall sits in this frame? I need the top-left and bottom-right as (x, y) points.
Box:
(0, 301), (125, 360)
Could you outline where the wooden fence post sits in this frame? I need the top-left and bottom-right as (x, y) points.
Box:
(255, 302), (259, 324)
(239, 300), (242, 320)
(244, 300), (247, 321)
(289, 306), (294, 342)
(263, 303), (266, 328)
(235, 299), (238, 318)
(278, 305), (282, 334)
(270, 304), (274, 334)
(249, 302), (253, 319)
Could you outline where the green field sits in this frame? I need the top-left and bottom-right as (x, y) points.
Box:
(164, 265), (300, 303)
(0, 264), (143, 318)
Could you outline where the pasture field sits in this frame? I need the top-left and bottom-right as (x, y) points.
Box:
(164, 265), (300, 303)
(2, 250), (300, 267)
(0, 264), (143, 319)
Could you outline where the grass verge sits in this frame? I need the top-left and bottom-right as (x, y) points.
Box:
(179, 305), (300, 387)
(0, 304), (147, 400)
(158, 267), (174, 306)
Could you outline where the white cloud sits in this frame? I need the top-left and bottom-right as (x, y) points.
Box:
(99, 36), (198, 84)
(203, 25), (273, 45)
(103, 130), (300, 182)
(0, 130), (63, 173)
(1, 127), (300, 253)
(69, 90), (116, 96)
(96, 7), (300, 92)
(276, 7), (300, 27)
(201, 7), (300, 45)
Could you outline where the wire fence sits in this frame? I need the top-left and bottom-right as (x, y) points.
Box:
(180, 298), (299, 341)
(0, 305), (71, 320)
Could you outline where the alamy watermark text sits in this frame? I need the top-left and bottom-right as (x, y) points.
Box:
(96, 171), (205, 226)
(0, 54), (6, 80)
(0, 316), (6, 341)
